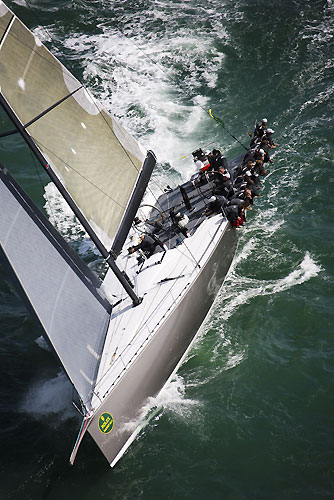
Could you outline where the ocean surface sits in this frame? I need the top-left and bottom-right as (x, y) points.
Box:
(0, 0), (333, 498)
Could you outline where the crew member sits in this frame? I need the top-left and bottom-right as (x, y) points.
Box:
(263, 128), (278, 149)
(202, 195), (228, 216)
(128, 234), (157, 258)
(253, 118), (268, 139)
(214, 171), (234, 199)
(171, 209), (189, 237)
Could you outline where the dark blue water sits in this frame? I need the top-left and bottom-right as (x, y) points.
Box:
(0, 1), (333, 498)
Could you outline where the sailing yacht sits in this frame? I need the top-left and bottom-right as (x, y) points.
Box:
(0, 1), (240, 466)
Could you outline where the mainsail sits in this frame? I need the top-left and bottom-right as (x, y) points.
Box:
(0, 1), (146, 248)
(0, 163), (111, 410)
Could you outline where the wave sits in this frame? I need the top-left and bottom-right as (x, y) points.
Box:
(218, 252), (321, 322)
(119, 373), (200, 435)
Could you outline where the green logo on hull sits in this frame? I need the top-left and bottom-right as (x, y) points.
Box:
(98, 412), (114, 434)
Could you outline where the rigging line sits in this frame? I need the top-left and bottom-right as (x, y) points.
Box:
(31, 137), (125, 211)
(149, 171), (178, 201)
(106, 250), (139, 346)
(115, 26), (247, 148)
(150, 174), (167, 192)
(195, 177), (211, 201)
(98, 254), (187, 387)
(164, 191), (173, 250)
(108, 267), (131, 346)
(109, 287), (127, 343)
(208, 109), (248, 150)
(123, 250), (139, 297)
(130, 285), (162, 343)
(127, 263), (189, 344)
(175, 239), (200, 268)
(147, 177), (167, 200)
(146, 184), (165, 212)
(150, 169), (177, 193)
(105, 285), (128, 356)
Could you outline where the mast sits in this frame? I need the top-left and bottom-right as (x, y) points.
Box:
(0, 92), (142, 306)
(112, 150), (156, 256)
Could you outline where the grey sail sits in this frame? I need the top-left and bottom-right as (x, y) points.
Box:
(0, 164), (111, 410)
(0, 1), (147, 248)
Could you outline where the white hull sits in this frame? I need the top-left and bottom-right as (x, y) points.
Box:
(87, 215), (237, 465)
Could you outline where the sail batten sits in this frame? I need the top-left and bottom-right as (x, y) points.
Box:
(0, 3), (147, 247)
(24, 85), (84, 129)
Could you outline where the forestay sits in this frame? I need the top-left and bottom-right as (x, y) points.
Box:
(0, 1), (146, 248)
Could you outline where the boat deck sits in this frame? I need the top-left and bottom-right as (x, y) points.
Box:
(91, 154), (244, 412)
(131, 152), (244, 256)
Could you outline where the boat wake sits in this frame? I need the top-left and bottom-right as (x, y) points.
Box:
(117, 374), (201, 439)
(149, 374), (200, 417)
(218, 251), (321, 322)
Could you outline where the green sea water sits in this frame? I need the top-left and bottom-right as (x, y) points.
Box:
(0, 1), (333, 499)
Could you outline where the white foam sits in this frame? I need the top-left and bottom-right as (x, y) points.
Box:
(60, 27), (227, 177)
(231, 238), (256, 269)
(218, 252), (321, 321)
(32, 26), (52, 43)
(225, 351), (246, 370)
(246, 208), (284, 236)
(12, 0), (27, 6)
(20, 371), (76, 423)
(119, 374), (200, 435)
(43, 182), (86, 242)
(34, 34), (42, 47)
(153, 374), (199, 413)
(35, 335), (50, 351)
